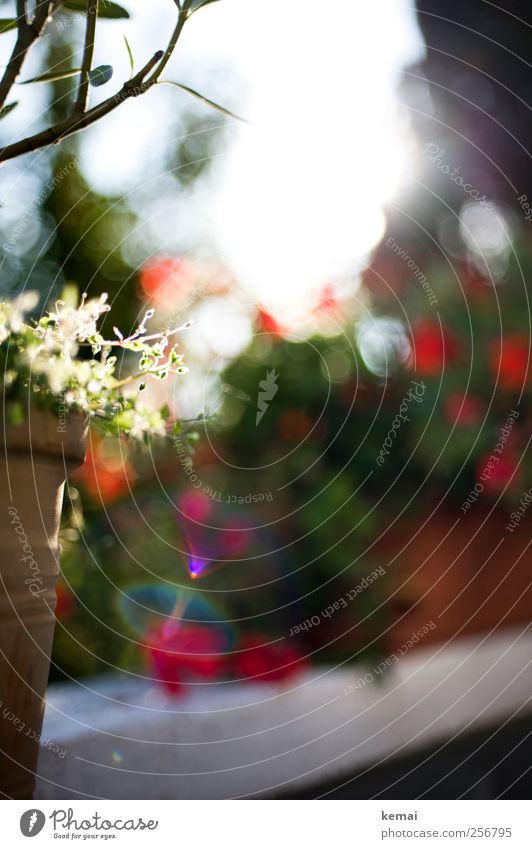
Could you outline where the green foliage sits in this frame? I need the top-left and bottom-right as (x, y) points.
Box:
(88, 64), (114, 87)
(0, 100), (17, 119)
(0, 18), (17, 33)
(158, 80), (247, 123)
(63, 0), (130, 19)
(20, 69), (81, 84)
(123, 34), (134, 76)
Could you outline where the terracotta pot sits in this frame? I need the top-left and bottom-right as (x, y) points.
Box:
(0, 408), (87, 799)
(381, 502), (532, 653)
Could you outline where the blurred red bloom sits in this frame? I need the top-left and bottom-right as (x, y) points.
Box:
(234, 634), (307, 682)
(444, 392), (484, 426)
(489, 335), (530, 391)
(55, 582), (75, 620)
(257, 307), (286, 336)
(476, 453), (521, 495)
(148, 624), (228, 694)
(139, 256), (193, 306)
(73, 439), (133, 504)
(411, 320), (459, 375)
(313, 284), (338, 314)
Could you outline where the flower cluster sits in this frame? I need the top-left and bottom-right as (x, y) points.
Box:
(0, 290), (190, 440)
(148, 626), (307, 695)
(384, 257), (532, 499)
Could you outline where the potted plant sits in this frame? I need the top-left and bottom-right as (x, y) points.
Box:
(0, 289), (189, 798)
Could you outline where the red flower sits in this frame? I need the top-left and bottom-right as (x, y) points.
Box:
(73, 439), (133, 504)
(444, 392), (483, 426)
(411, 320), (459, 375)
(257, 307), (285, 336)
(139, 256), (193, 306)
(489, 335), (530, 391)
(234, 635), (307, 682)
(476, 453), (521, 495)
(55, 583), (75, 620)
(148, 624), (228, 694)
(313, 284), (338, 314)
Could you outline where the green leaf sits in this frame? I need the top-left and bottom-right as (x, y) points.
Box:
(123, 34), (134, 77)
(19, 69), (81, 85)
(139, 354), (154, 371)
(88, 64), (114, 87)
(0, 101), (18, 120)
(63, 1), (130, 19)
(189, 0), (221, 13)
(0, 19), (18, 34)
(158, 80), (248, 123)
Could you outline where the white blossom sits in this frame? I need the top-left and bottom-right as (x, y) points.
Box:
(0, 291), (188, 439)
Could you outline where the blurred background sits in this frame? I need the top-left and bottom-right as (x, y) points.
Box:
(2, 0), (532, 797)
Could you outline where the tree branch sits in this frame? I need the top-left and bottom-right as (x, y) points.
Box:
(0, 3), (31, 111)
(146, 0), (193, 85)
(0, 50), (163, 163)
(0, 0), (197, 164)
(74, 0), (99, 114)
(0, 1), (60, 111)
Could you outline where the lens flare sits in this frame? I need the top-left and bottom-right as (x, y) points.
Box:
(176, 490), (256, 579)
(118, 585), (234, 694)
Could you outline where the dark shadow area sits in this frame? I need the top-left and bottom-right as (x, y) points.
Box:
(282, 713), (532, 799)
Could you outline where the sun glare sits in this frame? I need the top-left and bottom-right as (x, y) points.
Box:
(78, 0), (423, 329)
(208, 0), (424, 323)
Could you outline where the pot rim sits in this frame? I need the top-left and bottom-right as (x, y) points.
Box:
(1, 406), (88, 467)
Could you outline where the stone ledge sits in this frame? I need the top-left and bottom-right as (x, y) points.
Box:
(35, 626), (532, 799)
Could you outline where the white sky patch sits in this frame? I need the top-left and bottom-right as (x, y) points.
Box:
(206, 0), (424, 319)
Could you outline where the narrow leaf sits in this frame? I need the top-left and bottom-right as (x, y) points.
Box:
(0, 19), (18, 33)
(63, 1), (130, 19)
(0, 101), (18, 120)
(19, 69), (81, 84)
(89, 64), (114, 87)
(159, 80), (248, 123)
(123, 34), (134, 77)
